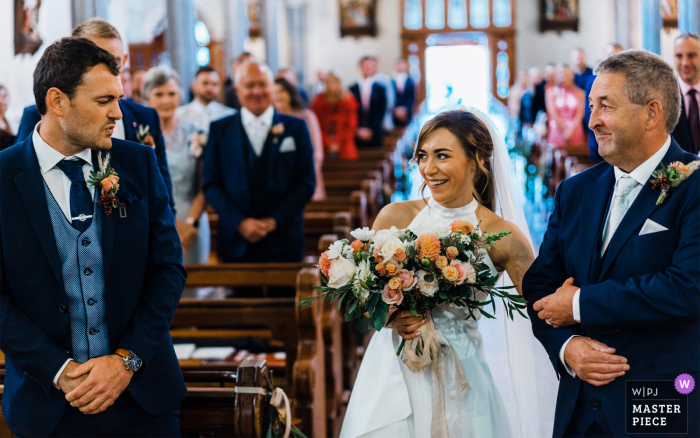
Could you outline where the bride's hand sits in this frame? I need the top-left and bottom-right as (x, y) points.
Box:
(391, 311), (426, 340)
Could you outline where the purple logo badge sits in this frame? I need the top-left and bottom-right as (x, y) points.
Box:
(674, 374), (695, 395)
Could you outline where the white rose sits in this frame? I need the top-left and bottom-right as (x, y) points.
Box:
(327, 257), (356, 288)
(463, 262), (477, 284)
(327, 241), (344, 259)
(410, 221), (451, 239)
(380, 237), (405, 261)
(416, 270), (439, 297)
(350, 227), (375, 242)
(372, 226), (403, 250)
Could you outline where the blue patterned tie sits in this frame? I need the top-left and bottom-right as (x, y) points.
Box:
(56, 159), (93, 233)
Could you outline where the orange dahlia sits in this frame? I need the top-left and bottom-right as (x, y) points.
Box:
(416, 233), (441, 261)
(350, 240), (364, 254)
(450, 220), (474, 235)
(318, 251), (332, 278)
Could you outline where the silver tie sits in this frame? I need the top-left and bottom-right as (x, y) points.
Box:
(601, 175), (639, 255)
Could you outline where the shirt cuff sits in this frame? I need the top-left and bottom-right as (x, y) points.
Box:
(53, 358), (73, 389)
(559, 336), (580, 378)
(572, 288), (581, 323)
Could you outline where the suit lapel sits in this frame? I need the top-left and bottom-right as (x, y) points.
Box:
(265, 111), (282, 174)
(598, 142), (686, 280)
(14, 139), (63, 286)
(579, 165), (615, 283)
(234, 116), (252, 211)
(95, 149), (120, 280)
(119, 101), (137, 142)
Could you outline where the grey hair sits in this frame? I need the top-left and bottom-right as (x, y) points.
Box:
(234, 60), (274, 85)
(675, 32), (700, 43)
(594, 50), (681, 133)
(142, 66), (182, 101)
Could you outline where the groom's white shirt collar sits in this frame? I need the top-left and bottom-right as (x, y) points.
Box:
(33, 123), (93, 174)
(612, 135), (671, 185)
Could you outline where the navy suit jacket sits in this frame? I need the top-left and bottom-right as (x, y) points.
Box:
(672, 94), (694, 153)
(0, 137), (187, 437)
(15, 101), (175, 212)
(574, 67), (593, 91)
(203, 111), (315, 262)
(349, 82), (387, 148)
(393, 77), (415, 119)
(523, 140), (700, 437)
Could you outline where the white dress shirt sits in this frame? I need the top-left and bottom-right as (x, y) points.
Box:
(32, 124), (96, 387)
(394, 73), (408, 94)
(112, 118), (126, 141)
(559, 135), (672, 377)
(176, 99), (236, 132)
(241, 106), (274, 157)
(678, 77), (700, 119)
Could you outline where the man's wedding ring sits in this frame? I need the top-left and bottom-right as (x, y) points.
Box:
(545, 319), (553, 325)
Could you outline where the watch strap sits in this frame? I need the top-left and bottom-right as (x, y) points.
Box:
(115, 348), (130, 359)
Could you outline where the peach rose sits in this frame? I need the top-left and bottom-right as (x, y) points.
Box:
(446, 246), (459, 260)
(670, 161), (689, 175)
(450, 220), (474, 235)
(385, 263), (398, 276)
(318, 251), (332, 278)
(397, 269), (417, 291)
(435, 256), (449, 270)
(373, 254), (384, 263)
(395, 248), (407, 262)
(388, 277), (403, 290)
(381, 283), (404, 306)
(442, 266), (461, 283)
(446, 260), (475, 285)
(100, 175), (120, 192)
(375, 263), (386, 275)
(351, 240), (364, 254)
(416, 233), (441, 261)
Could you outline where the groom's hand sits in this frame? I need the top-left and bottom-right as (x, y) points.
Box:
(533, 278), (578, 327)
(65, 355), (134, 414)
(564, 337), (630, 386)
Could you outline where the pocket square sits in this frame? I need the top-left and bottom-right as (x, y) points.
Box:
(279, 137), (296, 152)
(639, 219), (668, 235)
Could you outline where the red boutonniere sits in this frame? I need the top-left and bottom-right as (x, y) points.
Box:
(87, 153), (120, 215)
(271, 123), (285, 144)
(650, 161), (700, 205)
(135, 124), (155, 148)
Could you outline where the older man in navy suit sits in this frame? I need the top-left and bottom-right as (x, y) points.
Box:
(15, 18), (174, 211)
(525, 50), (699, 437)
(204, 61), (315, 263)
(0, 38), (186, 437)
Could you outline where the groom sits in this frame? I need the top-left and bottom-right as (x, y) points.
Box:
(524, 50), (699, 437)
(0, 38), (186, 436)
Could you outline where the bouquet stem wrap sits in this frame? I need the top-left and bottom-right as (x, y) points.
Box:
(400, 316), (471, 438)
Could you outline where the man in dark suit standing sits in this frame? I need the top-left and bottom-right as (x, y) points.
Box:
(0, 38), (186, 437)
(392, 59), (415, 127)
(14, 18), (174, 211)
(525, 50), (699, 438)
(571, 48), (594, 91)
(349, 56), (388, 149)
(672, 33), (700, 154)
(204, 61), (315, 263)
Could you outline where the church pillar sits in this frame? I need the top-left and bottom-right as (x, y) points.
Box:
(225, 0), (249, 78)
(286, 0), (308, 86)
(166, 0), (197, 92)
(71, 0), (109, 28)
(614, 0), (631, 49)
(640, 0), (661, 54)
(678, 0), (700, 35)
(261, 0), (280, 72)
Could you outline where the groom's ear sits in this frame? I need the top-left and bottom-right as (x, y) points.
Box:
(644, 100), (664, 131)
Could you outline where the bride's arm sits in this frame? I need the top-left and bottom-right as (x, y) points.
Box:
(485, 220), (535, 295)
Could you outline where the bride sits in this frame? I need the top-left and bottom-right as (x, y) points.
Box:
(340, 108), (558, 438)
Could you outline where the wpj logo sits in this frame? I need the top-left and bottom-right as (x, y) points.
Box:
(626, 379), (689, 434)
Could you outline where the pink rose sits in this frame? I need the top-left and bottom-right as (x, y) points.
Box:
(449, 260), (476, 285)
(381, 283), (404, 306)
(397, 269), (417, 291)
(100, 175), (119, 192)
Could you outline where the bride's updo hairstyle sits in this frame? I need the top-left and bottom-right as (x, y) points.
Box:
(413, 109), (495, 211)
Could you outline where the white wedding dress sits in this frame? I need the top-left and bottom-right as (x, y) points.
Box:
(340, 197), (513, 438)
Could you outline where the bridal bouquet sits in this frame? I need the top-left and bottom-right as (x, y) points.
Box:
(302, 221), (527, 358)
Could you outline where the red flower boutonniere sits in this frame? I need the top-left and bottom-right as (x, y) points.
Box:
(271, 123), (285, 144)
(650, 160), (700, 205)
(135, 124), (155, 148)
(88, 153), (120, 215)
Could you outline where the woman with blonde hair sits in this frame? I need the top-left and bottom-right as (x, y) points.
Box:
(311, 72), (359, 160)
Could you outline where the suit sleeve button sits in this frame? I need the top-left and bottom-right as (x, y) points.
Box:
(59, 304), (67, 313)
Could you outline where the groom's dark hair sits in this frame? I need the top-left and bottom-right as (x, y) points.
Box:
(33, 37), (120, 115)
(413, 109), (495, 212)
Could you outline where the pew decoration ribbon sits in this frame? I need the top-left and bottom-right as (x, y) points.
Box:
(234, 385), (307, 438)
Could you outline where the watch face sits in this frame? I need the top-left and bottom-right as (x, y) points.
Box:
(125, 352), (142, 371)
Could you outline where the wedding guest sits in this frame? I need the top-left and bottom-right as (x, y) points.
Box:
(176, 66), (234, 132)
(144, 66), (210, 263)
(204, 61), (315, 263)
(349, 56), (387, 148)
(14, 17), (174, 211)
(508, 70), (529, 118)
(531, 64), (554, 121)
(130, 69), (146, 104)
(120, 69), (133, 100)
(224, 52), (255, 110)
(276, 68), (308, 106)
(312, 69), (328, 96)
(392, 58), (415, 126)
(546, 64), (585, 147)
(0, 37), (186, 438)
(571, 47), (593, 90)
(0, 84), (15, 151)
(273, 77), (325, 200)
(369, 57), (396, 132)
(311, 73), (359, 160)
(672, 33), (700, 153)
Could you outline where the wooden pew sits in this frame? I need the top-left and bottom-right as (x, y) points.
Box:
(0, 385), (11, 438)
(323, 159), (392, 188)
(304, 211), (352, 256)
(306, 192), (368, 230)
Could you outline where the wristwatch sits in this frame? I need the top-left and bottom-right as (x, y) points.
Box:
(115, 348), (142, 373)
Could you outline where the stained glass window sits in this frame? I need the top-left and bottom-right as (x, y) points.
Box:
(426, 0), (445, 29)
(448, 0), (468, 29)
(470, 0), (489, 28)
(404, 0), (423, 30)
(493, 0), (512, 27)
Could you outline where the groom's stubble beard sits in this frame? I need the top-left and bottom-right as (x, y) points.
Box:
(63, 109), (115, 153)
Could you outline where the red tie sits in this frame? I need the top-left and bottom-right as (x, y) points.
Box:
(687, 89), (700, 153)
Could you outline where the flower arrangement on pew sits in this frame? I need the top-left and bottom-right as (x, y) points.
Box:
(301, 221), (527, 363)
